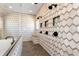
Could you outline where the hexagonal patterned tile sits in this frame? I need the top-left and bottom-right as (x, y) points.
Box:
(36, 3), (79, 56)
(60, 38), (64, 44)
(73, 49), (79, 56)
(73, 16), (79, 26)
(59, 4), (64, 10)
(64, 26), (69, 33)
(57, 27), (60, 32)
(59, 32), (62, 38)
(73, 3), (79, 9)
(69, 10), (77, 18)
(62, 20), (67, 27)
(77, 26), (79, 32)
(73, 33), (79, 42)
(67, 32), (72, 40)
(60, 26), (63, 32)
(58, 10), (62, 15)
(66, 4), (72, 12)
(67, 18), (72, 26)
(62, 32), (67, 39)
(62, 7), (67, 14)
(60, 14), (64, 21)
(57, 23), (60, 27)
(60, 50), (64, 56)
(77, 8), (79, 16)
(62, 45), (67, 51)
(69, 40), (76, 49)
(63, 3), (68, 7)
(64, 52), (69, 56)
(76, 43), (79, 50)
(64, 12), (69, 20)
(64, 39), (69, 46)
(67, 47), (73, 54)
(70, 25), (77, 34)
(59, 43), (62, 48)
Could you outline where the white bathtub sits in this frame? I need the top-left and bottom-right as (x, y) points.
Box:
(8, 37), (22, 56)
(0, 39), (12, 56)
(0, 36), (22, 56)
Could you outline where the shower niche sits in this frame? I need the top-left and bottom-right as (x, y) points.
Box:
(44, 20), (49, 35)
(40, 23), (42, 28)
(53, 15), (60, 26)
(45, 20), (48, 27)
(52, 15), (60, 37)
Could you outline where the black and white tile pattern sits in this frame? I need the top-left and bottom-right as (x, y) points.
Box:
(35, 3), (79, 56)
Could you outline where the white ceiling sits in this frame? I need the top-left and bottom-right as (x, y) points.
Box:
(0, 3), (43, 16)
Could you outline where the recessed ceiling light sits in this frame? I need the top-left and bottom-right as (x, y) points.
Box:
(34, 3), (38, 4)
(9, 6), (12, 8)
(32, 3), (38, 5)
(32, 3), (34, 5)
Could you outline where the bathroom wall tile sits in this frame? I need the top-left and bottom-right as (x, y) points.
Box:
(67, 33), (72, 40)
(62, 7), (67, 14)
(70, 40), (76, 49)
(77, 8), (79, 16)
(62, 32), (66, 39)
(60, 27), (63, 32)
(69, 10), (77, 18)
(73, 33), (79, 42)
(73, 3), (79, 9)
(67, 4), (72, 12)
(64, 26), (69, 33)
(35, 3), (79, 56)
(70, 25), (77, 34)
(62, 20), (66, 27)
(67, 18), (72, 26)
(73, 16), (79, 26)
(67, 47), (73, 55)
(60, 14), (64, 21)
(73, 50), (79, 56)
(76, 43), (79, 49)
(62, 44), (67, 51)
(64, 39), (69, 46)
(63, 3), (68, 7)
(77, 26), (79, 32)
(64, 12), (69, 20)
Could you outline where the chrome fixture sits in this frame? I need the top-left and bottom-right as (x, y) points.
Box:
(53, 31), (58, 37)
(48, 4), (57, 10)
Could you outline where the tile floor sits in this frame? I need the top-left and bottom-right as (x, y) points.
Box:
(21, 41), (50, 56)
